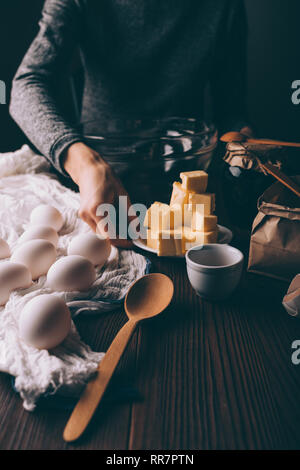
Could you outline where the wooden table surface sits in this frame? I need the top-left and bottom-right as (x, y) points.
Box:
(0, 244), (300, 450)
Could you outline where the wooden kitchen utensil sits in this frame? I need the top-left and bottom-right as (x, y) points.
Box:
(220, 131), (300, 148)
(259, 162), (300, 198)
(63, 273), (174, 443)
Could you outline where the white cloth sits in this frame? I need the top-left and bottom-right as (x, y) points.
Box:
(0, 145), (148, 411)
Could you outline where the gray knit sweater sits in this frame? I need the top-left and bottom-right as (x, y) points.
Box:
(10, 0), (248, 174)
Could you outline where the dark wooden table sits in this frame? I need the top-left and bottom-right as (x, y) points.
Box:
(0, 245), (300, 450)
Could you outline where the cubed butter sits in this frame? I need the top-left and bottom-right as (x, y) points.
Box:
(178, 203), (192, 228)
(189, 193), (216, 215)
(170, 204), (184, 229)
(146, 171), (218, 256)
(147, 226), (218, 255)
(192, 212), (218, 232)
(158, 229), (183, 257)
(182, 227), (218, 253)
(144, 202), (168, 228)
(182, 228), (204, 253)
(202, 229), (218, 244)
(147, 229), (182, 255)
(180, 170), (208, 193)
(146, 229), (159, 250)
(157, 236), (176, 257)
(144, 202), (182, 230)
(170, 182), (194, 210)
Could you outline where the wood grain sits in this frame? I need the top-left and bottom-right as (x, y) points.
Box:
(1, 241), (300, 449)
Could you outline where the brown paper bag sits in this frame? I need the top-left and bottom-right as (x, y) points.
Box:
(248, 176), (300, 282)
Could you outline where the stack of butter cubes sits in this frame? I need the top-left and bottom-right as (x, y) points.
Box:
(143, 171), (218, 256)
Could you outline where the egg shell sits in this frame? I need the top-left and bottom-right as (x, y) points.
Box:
(19, 294), (71, 350)
(0, 238), (10, 259)
(11, 239), (57, 280)
(30, 205), (64, 232)
(19, 225), (59, 248)
(67, 233), (111, 267)
(47, 255), (96, 292)
(0, 261), (32, 291)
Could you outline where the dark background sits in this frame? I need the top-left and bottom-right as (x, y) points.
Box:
(0, 0), (299, 153)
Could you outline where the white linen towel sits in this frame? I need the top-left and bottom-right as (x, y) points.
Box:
(0, 145), (149, 411)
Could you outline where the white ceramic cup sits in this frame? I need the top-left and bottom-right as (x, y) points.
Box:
(185, 244), (244, 301)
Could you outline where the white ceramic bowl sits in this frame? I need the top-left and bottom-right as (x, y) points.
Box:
(185, 244), (244, 301)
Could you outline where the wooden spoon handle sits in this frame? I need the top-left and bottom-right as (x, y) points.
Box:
(63, 319), (137, 442)
(247, 137), (300, 148)
(260, 162), (300, 198)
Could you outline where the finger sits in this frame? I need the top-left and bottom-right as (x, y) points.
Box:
(84, 217), (97, 233)
(86, 217), (97, 233)
(79, 209), (97, 232)
(93, 213), (113, 239)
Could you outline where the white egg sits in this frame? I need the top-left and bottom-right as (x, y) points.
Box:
(0, 238), (10, 259)
(67, 233), (111, 267)
(47, 255), (96, 292)
(0, 262), (32, 306)
(0, 261), (32, 290)
(19, 225), (59, 247)
(11, 239), (57, 280)
(30, 205), (64, 232)
(19, 294), (71, 350)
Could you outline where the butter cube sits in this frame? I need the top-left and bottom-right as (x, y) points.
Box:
(202, 229), (218, 244)
(147, 228), (182, 255)
(144, 202), (182, 230)
(147, 225), (218, 256)
(144, 202), (168, 228)
(146, 229), (159, 250)
(182, 227), (218, 253)
(158, 229), (183, 257)
(170, 182), (194, 210)
(182, 228), (205, 253)
(157, 235), (176, 257)
(180, 170), (208, 193)
(189, 193), (216, 215)
(192, 212), (218, 232)
(182, 204), (193, 228)
(170, 204), (184, 229)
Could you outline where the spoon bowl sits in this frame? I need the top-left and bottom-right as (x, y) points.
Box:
(125, 273), (174, 320)
(220, 131), (247, 143)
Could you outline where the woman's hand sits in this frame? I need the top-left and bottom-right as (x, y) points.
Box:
(63, 142), (133, 248)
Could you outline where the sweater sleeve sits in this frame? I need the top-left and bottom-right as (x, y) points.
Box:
(210, 0), (249, 134)
(9, 0), (83, 175)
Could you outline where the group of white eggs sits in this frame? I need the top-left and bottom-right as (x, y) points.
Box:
(0, 204), (111, 350)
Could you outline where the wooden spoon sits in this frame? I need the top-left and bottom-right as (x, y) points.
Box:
(221, 131), (300, 148)
(259, 162), (300, 198)
(63, 273), (174, 443)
